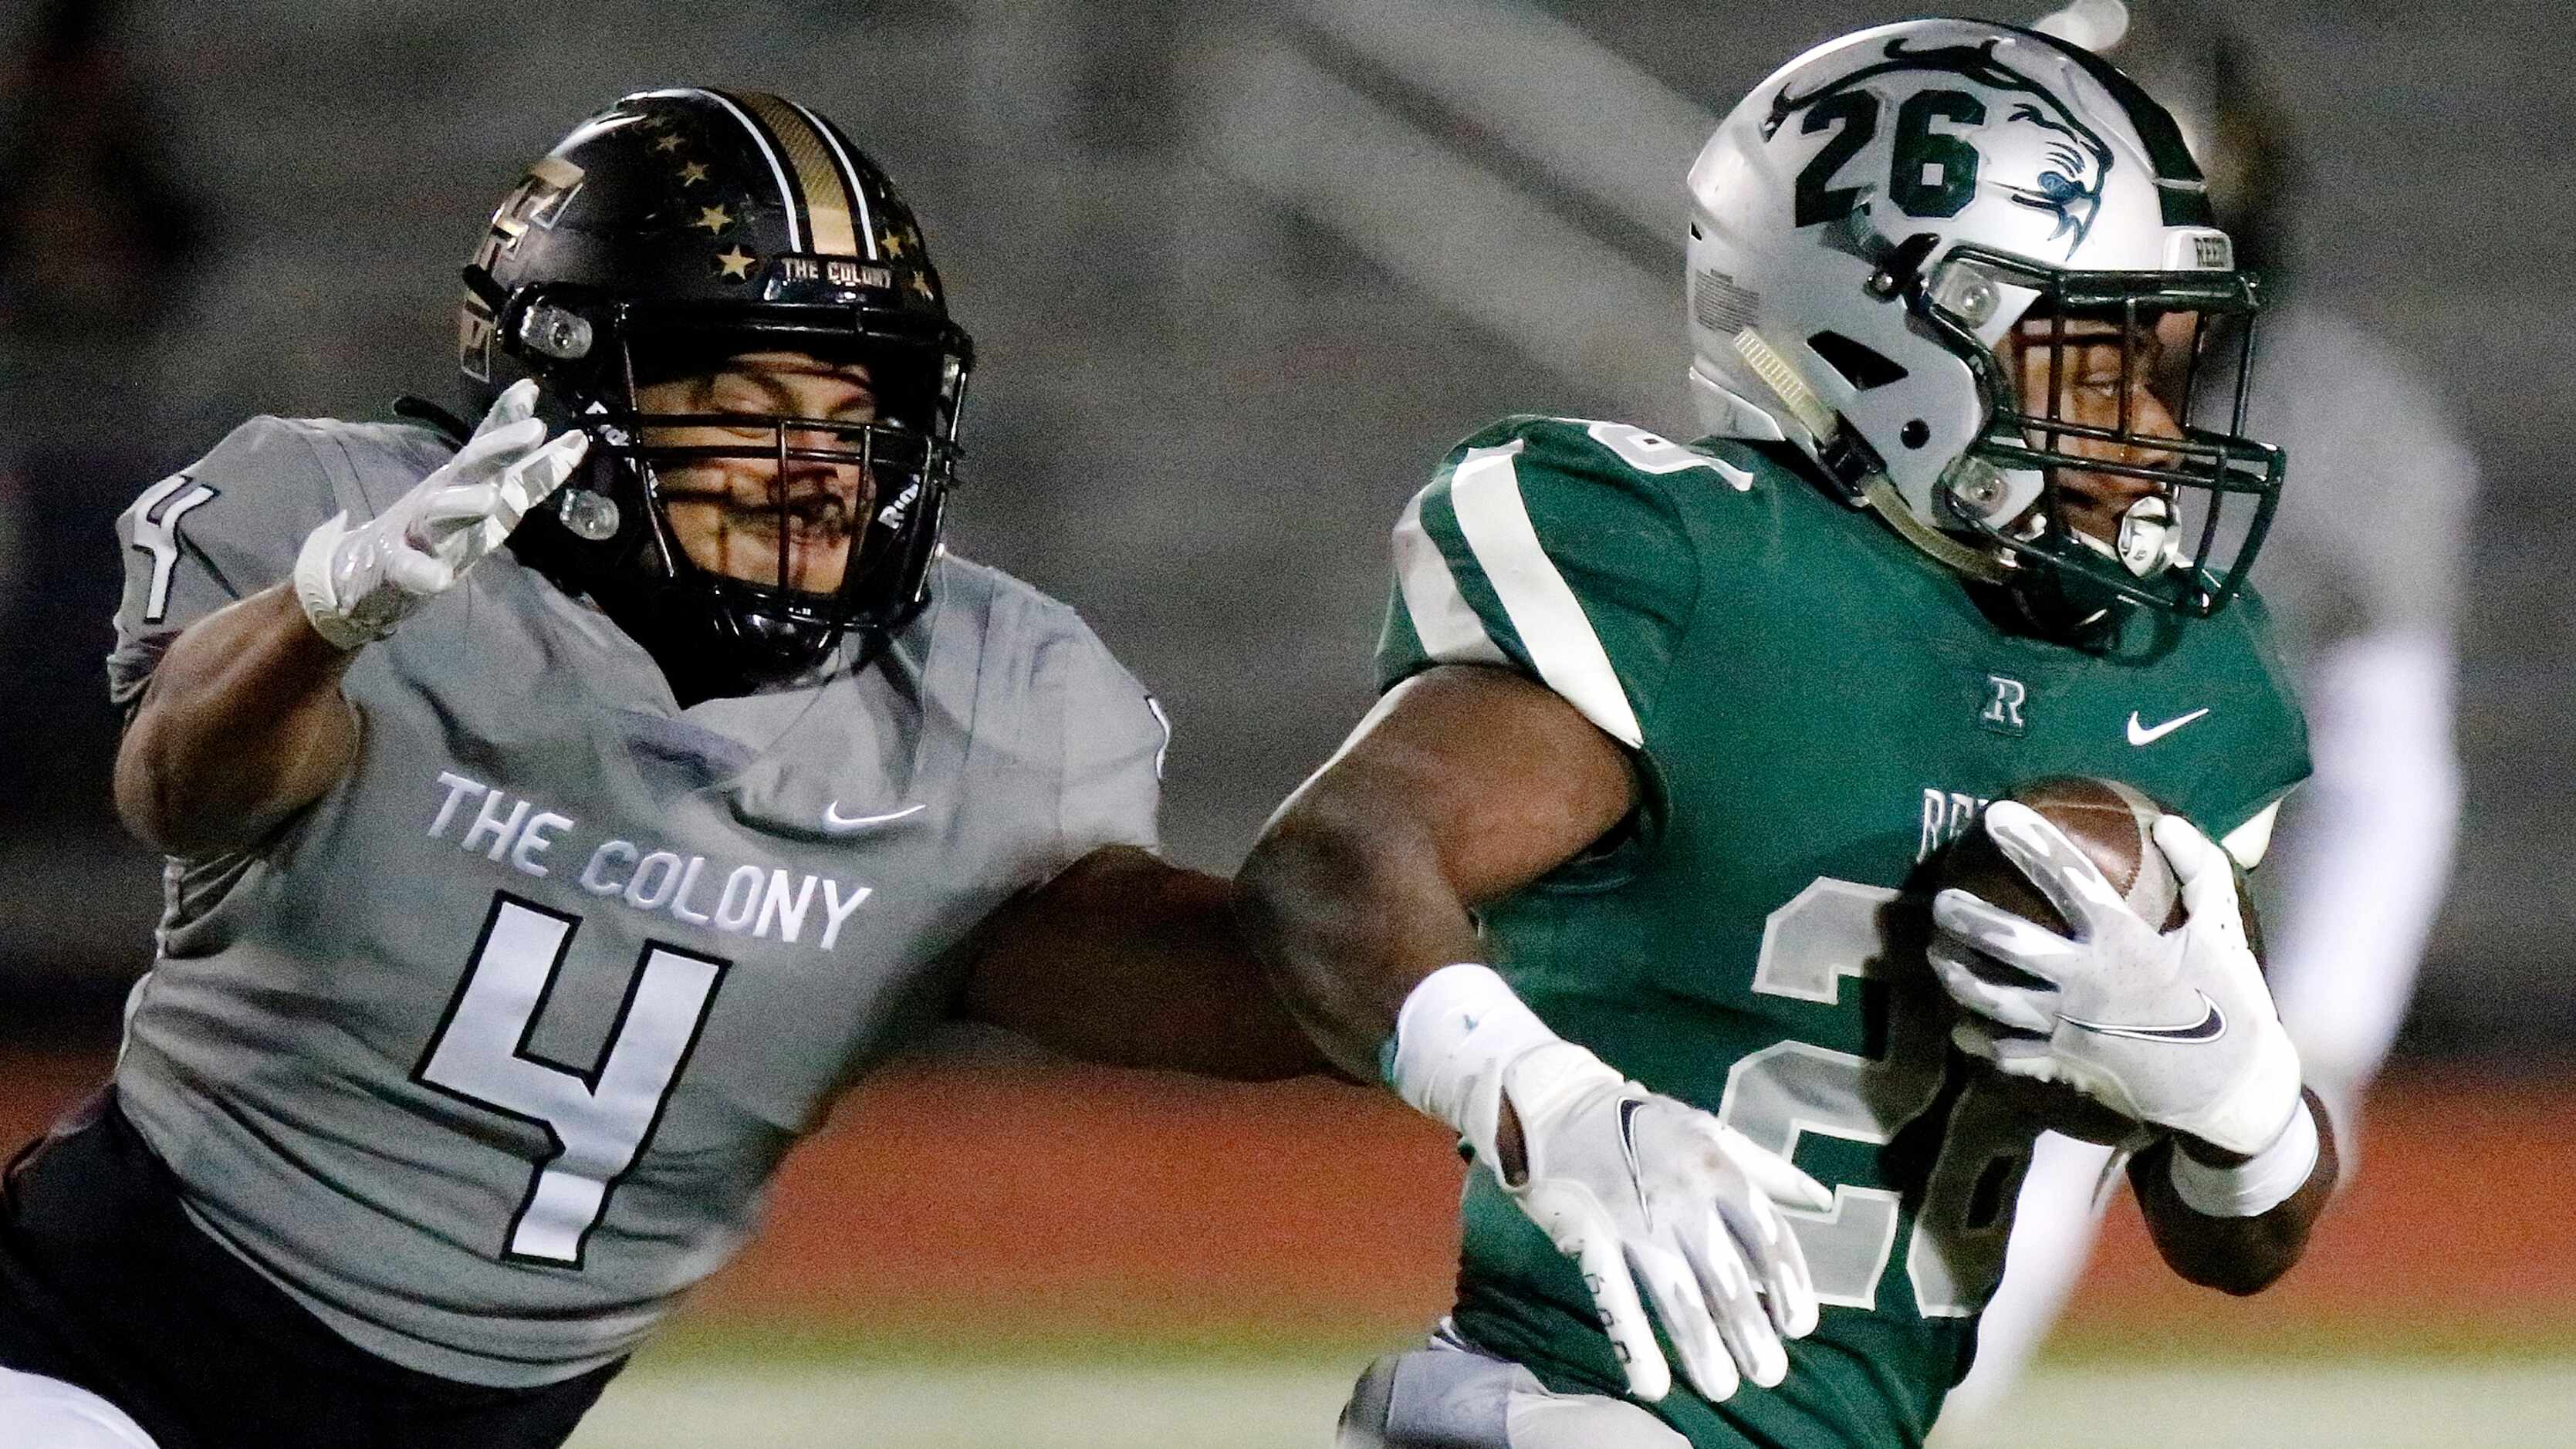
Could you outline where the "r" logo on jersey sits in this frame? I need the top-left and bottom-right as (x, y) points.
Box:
(1978, 674), (2027, 737)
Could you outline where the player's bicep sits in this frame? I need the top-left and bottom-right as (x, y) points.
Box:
(1283, 664), (1637, 906)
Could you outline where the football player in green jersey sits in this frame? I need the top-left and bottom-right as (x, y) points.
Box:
(1236, 19), (2337, 1449)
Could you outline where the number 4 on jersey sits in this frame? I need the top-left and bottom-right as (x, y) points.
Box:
(417, 893), (729, 1267)
(127, 472), (219, 625)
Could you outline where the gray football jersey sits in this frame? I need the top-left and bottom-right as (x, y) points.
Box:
(2245, 301), (2476, 659)
(106, 416), (1168, 1387)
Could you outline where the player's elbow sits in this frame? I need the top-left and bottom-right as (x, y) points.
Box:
(116, 760), (242, 860)
(111, 695), (303, 859)
(113, 708), (201, 856)
(1236, 795), (1420, 955)
(2173, 1241), (2300, 1297)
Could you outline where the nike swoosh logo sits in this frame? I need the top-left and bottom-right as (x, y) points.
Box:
(2127, 708), (2212, 746)
(1616, 1097), (1653, 1226)
(2062, 991), (2227, 1043)
(821, 802), (925, 836)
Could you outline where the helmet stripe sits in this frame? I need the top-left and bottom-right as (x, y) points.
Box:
(2000, 23), (2216, 226)
(691, 89), (808, 252)
(786, 99), (881, 260)
(736, 92), (862, 258)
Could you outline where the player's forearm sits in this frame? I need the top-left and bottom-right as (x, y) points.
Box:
(1234, 792), (1487, 1083)
(2130, 1089), (2338, 1295)
(1236, 668), (1638, 1083)
(960, 846), (1330, 1080)
(114, 583), (361, 856)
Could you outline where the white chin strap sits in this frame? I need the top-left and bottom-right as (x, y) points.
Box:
(1693, 344), (2013, 588)
(2117, 495), (2185, 576)
(1686, 368), (1788, 442)
(1861, 476), (2010, 584)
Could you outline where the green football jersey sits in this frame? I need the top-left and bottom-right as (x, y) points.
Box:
(1378, 416), (2309, 1448)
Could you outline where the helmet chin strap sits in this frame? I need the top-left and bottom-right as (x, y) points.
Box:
(1859, 475), (2011, 584)
(1729, 327), (2015, 588)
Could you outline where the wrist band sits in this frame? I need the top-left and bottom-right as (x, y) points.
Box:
(2169, 1095), (2320, 1218)
(1386, 963), (1566, 1166)
(292, 512), (376, 652)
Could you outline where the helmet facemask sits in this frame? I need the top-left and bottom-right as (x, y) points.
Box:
(480, 280), (969, 704)
(1912, 245), (2281, 620)
(552, 317), (965, 701)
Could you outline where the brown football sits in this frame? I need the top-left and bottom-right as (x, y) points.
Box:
(1932, 775), (2189, 1147)
(1941, 775), (2186, 936)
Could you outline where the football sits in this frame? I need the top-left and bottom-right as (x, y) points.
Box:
(1939, 775), (2186, 937)
(1932, 775), (2189, 1147)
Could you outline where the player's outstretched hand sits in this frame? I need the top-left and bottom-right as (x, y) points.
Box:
(1497, 1042), (1830, 1405)
(294, 379), (587, 649)
(1929, 803), (2303, 1157)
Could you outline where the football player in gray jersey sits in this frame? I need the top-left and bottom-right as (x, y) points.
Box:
(0, 89), (1319, 1449)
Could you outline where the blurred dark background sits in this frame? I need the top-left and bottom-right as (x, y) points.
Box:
(0, 0), (2564, 1065)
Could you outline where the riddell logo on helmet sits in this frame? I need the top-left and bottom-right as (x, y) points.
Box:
(877, 481), (920, 528)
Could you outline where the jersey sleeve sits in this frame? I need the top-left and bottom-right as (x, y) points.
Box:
(107, 417), (348, 710)
(1044, 611), (1168, 863)
(2189, 589), (2315, 871)
(1374, 417), (1702, 751)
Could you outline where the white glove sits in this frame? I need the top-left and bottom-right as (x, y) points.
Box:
(293, 380), (587, 649)
(1390, 964), (1830, 1404)
(1929, 803), (2304, 1157)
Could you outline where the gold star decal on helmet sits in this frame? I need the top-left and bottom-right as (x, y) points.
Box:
(694, 204), (732, 234)
(908, 271), (934, 299)
(878, 231), (906, 258)
(653, 133), (686, 154)
(714, 245), (756, 281)
(677, 160), (710, 186)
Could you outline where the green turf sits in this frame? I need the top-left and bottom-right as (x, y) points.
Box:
(637, 1307), (2576, 1372)
(569, 1355), (2576, 1449)
(2039, 1312), (2576, 1365)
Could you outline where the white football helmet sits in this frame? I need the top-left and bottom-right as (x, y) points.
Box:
(1686, 19), (2283, 619)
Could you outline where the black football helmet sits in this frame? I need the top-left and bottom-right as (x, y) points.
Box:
(459, 87), (972, 702)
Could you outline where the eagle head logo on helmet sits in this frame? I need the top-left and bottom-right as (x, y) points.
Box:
(454, 88), (974, 701)
(1687, 19), (2286, 631)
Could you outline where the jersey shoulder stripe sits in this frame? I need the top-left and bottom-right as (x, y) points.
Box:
(1378, 416), (1709, 752)
(1392, 481), (1509, 670)
(1444, 438), (1641, 746)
